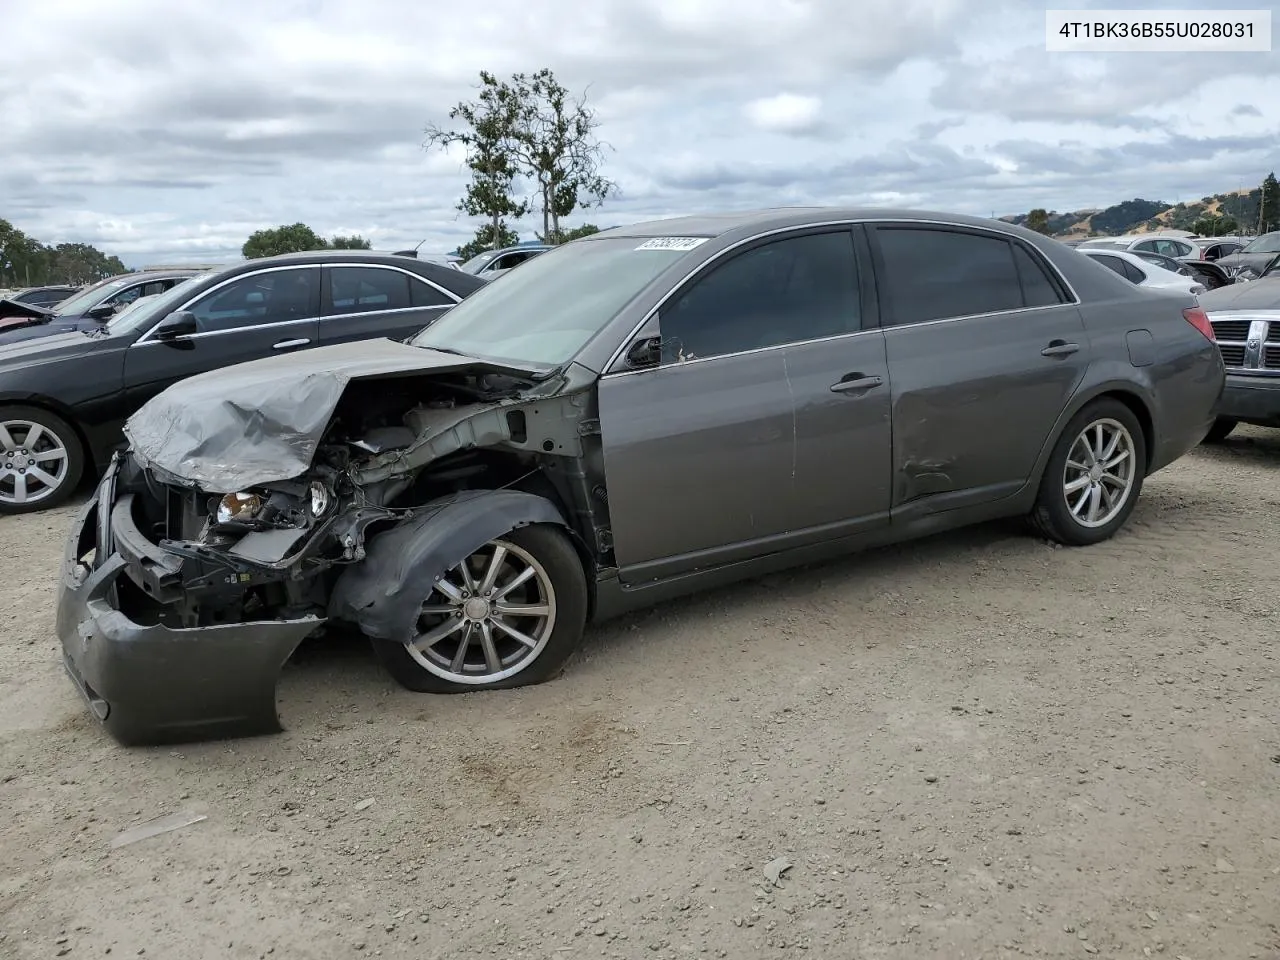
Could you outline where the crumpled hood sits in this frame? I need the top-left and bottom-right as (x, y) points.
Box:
(1199, 277), (1280, 312)
(123, 337), (531, 493)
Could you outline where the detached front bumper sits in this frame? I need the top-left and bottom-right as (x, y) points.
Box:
(1215, 374), (1280, 427)
(56, 463), (322, 746)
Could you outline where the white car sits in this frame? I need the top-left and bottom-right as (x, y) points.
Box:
(1077, 234), (1203, 261)
(1080, 248), (1206, 297)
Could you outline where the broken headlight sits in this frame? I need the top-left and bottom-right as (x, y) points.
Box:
(215, 491), (263, 524)
(308, 480), (332, 517)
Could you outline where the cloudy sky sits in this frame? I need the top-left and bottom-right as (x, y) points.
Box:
(3, 0), (1278, 266)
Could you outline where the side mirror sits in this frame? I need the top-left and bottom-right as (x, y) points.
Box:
(625, 336), (662, 369)
(87, 303), (116, 321)
(153, 310), (198, 340)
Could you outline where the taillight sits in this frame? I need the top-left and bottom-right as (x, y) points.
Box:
(1183, 306), (1214, 341)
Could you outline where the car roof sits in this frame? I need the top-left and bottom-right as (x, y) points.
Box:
(593, 207), (1070, 244)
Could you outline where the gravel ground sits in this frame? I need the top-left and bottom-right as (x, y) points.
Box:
(2, 430), (1279, 960)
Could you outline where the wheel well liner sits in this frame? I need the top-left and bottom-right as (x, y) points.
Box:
(327, 489), (575, 643)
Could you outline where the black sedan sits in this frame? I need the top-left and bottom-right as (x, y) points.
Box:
(0, 270), (202, 344)
(0, 251), (485, 513)
(4, 284), (81, 307)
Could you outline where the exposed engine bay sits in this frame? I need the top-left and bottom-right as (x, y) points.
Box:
(112, 364), (612, 630)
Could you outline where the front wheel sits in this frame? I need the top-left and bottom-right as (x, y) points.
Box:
(0, 405), (85, 515)
(371, 524), (588, 694)
(1030, 399), (1146, 546)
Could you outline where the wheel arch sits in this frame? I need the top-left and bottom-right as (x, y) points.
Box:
(1031, 383), (1156, 492)
(328, 489), (588, 642)
(0, 394), (95, 468)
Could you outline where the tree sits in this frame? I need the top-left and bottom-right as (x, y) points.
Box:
(541, 223), (600, 244)
(1260, 172), (1280, 233)
(507, 69), (616, 243)
(1193, 214), (1239, 236)
(329, 234), (371, 250)
(456, 223), (520, 261)
(425, 72), (529, 255)
(1025, 209), (1051, 235)
(242, 223), (329, 259)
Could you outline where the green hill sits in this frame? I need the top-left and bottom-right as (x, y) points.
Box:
(1003, 188), (1264, 238)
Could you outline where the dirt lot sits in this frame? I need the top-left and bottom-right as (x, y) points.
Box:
(2, 431), (1279, 960)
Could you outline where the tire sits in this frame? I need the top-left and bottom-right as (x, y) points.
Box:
(1030, 398), (1147, 547)
(372, 524), (589, 694)
(0, 405), (85, 515)
(1201, 417), (1237, 444)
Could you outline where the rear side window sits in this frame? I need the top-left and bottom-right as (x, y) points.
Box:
(1120, 260), (1146, 283)
(874, 227), (1027, 326)
(1011, 244), (1066, 308)
(409, 276), (451, 307)
(327, 267), (410, 315)
(1090, 254), (1130, 280)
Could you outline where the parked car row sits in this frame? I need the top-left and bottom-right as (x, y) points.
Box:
(43, 207), (1226, 745)
(0, 270), (202, 344)
(0, 252), (485, 513)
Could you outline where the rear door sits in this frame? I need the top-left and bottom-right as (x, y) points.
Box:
(598, 226), (893, 582)
(867, 223), (1090, 512)
(122, 265), (321, 409)
(318, 263), (459, 345)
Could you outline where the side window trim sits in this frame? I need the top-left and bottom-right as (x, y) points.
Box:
(653, 225), (865, 367)
(1010, 239), (1071, 306)
(134, 265), (320, 344)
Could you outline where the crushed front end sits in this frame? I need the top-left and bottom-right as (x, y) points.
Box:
(56, 455), (324, 745)
(55, 347), (611, 746)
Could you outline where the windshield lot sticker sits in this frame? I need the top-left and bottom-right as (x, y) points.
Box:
(635, 237), (709, 251)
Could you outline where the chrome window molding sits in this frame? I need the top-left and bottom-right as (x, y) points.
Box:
(131, 316), (316, 346)
(599, 217), (1083, 374)
(134, 262), (461, 344)
(322, 304), (450, 323)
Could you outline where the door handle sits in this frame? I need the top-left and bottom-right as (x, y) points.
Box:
(1041, 340), (1080, 357)
(830, 374), (884, 393)
(273, 338), (311, 350)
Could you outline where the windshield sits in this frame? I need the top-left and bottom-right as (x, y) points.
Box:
(460, 251), (499, 273)
(52, 276), (132, 316)
(410, 236), (700, 366)
(104, 277), (199, 337)
(1242, 233), (1280, 254)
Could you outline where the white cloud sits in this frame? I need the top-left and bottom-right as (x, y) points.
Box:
(743, 94), (823, 134)
(0, 0), (1276, 266)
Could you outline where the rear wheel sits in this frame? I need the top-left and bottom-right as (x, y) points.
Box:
(1201, 417), (1237, 444)
(372, 525), (588, 694)
(0, 405), (85, 515)
(1030, 399), (1146, 546)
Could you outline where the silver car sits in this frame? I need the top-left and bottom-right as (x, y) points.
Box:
(57, 207), (1224, 745)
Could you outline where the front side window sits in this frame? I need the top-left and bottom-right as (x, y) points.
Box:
(875, 227), (1027, 326)
(327, 266), (410, 315)
(188, 268), (318, 333)
(658, 231), (860, 362)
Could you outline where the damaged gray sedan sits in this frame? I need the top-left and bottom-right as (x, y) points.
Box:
(57, 208), (1225, 745)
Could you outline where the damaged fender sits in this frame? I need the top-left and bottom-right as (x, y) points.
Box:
(328, 489), (570, 644)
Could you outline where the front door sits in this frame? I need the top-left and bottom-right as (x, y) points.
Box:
(867, 223), (1091, 511)
(598, 227), (893, 583)
(318, 264), (457, 345)
(122, 266), (321, 410)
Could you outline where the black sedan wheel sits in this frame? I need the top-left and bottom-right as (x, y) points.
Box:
(0, 406), (85, 514)
(1031, 399), (1146, 546)
(372, 525), (588, 694)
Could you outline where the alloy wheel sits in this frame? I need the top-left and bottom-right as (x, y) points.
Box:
(1062, 417), (1137, 529)
(405, 538), (558, 684)
(0, 419), (70, 507)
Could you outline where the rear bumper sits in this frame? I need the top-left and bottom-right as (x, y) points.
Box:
(1215, 374), (1280, 427)
(56, 469), (322, 746)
